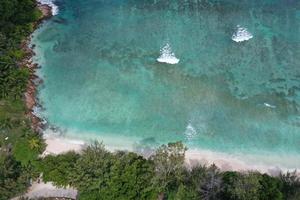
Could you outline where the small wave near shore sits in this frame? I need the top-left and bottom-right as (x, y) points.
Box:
(37, 0), (59, 15)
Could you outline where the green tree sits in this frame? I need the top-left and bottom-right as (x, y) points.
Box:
(0, 151), (29, 200)
(0, 117), (13, 131)
(0, 0), (40, 100)
(150, 141), (187, 199)
(173, 184), (198, 200)
(38, 151), (80, 187)
(222, 171), (262, 200)
(101, 152), (157, 200)
(280, 171), (300, 200)
(72, 141), (113, 197)
(28, 137), (41, 150)
(259, 174), (283, 200)
(200, 164), (222, 200)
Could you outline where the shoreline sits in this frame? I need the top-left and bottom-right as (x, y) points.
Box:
(23, 2), (53, 133)
(42, 133), (299, 175)
(42, 134), (85, 156)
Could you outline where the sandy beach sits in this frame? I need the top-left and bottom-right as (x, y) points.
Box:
(13, 182), (77, 200)
(42, 135), (85, 156)
(185, 150), (284, 175)
(42, 135), (299, 176)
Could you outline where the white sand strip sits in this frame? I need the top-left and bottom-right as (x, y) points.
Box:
(42, 135), (85, 156)
(186, 149), (299, 175)
(42, 133), (299, 175)
(13, 182), (78, 200)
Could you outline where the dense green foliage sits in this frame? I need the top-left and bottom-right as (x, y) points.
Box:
(0, 151), (28, 200)
(38, 142), (158, 200)
(0, 0), (44, 199)
(37, 151), (80, 186)
(38, 142), (300, 200)
(0, 0), (41, 99)
(0, 0), (44, 158)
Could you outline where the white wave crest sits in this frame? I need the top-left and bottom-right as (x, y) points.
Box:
(184, 123), (197, 140)
(232, 25), (253, 42)
(264, 102), (276, 109)
(32, 106), (48, 125)
(157, 43), (180, 64)
(37, 0), (59, 15)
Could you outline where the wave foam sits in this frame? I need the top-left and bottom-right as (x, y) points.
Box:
(184, 123), (197, 140)
(157, 43), (180, 64)
(264, 102), (276, 108)
(232, 25), (253, 42)
(37, 0), (59, 15)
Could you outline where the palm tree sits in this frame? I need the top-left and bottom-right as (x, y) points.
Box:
(0, 118), (13, 131)
(28, 137), (40, 150)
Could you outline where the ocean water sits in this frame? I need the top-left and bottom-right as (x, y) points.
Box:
(32, 0), (300, 168)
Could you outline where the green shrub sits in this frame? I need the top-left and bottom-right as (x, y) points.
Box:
(38, 151), (80, 186)
(0, 152), (30, 200)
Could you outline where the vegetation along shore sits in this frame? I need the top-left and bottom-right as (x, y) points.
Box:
(0, 0), (300, 200)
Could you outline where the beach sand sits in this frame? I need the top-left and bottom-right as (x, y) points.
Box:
(43, 135), (298, 176)
(185, 150), (283, 175)
(42, 135), (85, 156)
(13, 182), (77, 200)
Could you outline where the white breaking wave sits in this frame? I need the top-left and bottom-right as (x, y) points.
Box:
(184, 123), (197, 140)
(232, 25), (253, 42)
(157, 43), (180, 64)
(32, 106), (48, 125)
(264, 102), (276, 109)
(37, 0), (59, 15)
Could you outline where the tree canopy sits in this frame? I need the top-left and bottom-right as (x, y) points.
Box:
(38, 142), (300, 200)
(0, 0), (44, 198)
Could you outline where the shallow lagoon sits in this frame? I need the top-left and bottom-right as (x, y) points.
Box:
(33, 0), (300, 168)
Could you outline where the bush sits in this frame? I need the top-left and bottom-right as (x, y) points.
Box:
(38, 151), (80, 186)
(259, 174), (283, 200)
(0, 152), (30, 200)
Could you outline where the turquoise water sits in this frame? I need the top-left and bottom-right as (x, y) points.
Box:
(33, 0), (300, 166)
